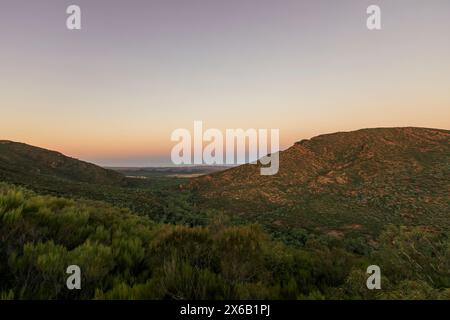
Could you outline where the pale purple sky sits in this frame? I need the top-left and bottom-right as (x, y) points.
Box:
(1, 0), (450, 166)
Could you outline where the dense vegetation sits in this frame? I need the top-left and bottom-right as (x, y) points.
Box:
(0, 128), (449, 299)
(0, 182), (448, 300)
(191, 128), (450, 239)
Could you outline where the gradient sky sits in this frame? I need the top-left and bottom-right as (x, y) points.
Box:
(1, 0), (450, 166)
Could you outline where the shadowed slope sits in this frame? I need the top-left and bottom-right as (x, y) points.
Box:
(190, 127), (450, 235)
(0, 141), (124, 186)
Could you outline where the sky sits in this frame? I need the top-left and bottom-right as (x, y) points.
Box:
(1, 0), (449, 166)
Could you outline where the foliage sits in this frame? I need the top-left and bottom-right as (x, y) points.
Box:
(0, 183), (448, 300)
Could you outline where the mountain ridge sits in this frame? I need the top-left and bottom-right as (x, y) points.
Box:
(1, 127), (449, 237)
(0, 140), (125, 186)
(189, 127), (450, 236)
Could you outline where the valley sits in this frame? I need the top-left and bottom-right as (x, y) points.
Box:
(0, 127), (449, 299)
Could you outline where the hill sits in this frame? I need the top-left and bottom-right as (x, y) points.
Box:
(190, 127), (450, 238)
(0, 141), (125, 186)
(0, 141), (198, 224)
(0, 130), (449, 299)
